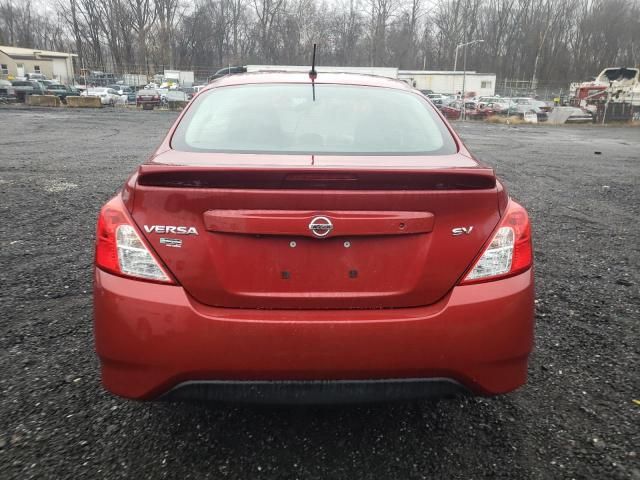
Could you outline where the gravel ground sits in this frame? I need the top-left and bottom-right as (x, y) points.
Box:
(0, 107), (638, 480)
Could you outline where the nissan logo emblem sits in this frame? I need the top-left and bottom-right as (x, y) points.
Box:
(308, 216), (333, 237)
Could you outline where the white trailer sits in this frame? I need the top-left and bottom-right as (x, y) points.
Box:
(121, 73), (148, 87)
(398, 70), (496, 96)
(163, 69), (194, 87)
(246, 65), (399, 79)
(242, 66), (496, 97)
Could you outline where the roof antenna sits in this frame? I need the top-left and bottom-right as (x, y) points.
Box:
(309, 43), (317, 101)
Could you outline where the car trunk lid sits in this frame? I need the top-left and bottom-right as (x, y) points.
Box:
(129, 153), (500, 309)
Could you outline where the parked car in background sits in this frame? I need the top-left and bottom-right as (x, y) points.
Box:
(166, 90), (188, 102)
(466, 103), (497, 120)
(461, 98), (478, 109)
(485, 100), (510, 114)
(108, 84), (136, 103)
(208, 65), (247, 82)
(439, 100), (497, 120)
(180, 86), (196, 100)
(156, 88), (169, 104)
(25, 72), (47, 81)
(44, 84), (70, 102)
(507, 98), (548, 122)
(81, 87), (120, 105)
(11, 80), (45, 101)
(29, 80), (46, 95)
(477, 96), (503, 107)
(38, 79), (55, 89)
(10, 80), (34, 101)
(426, 93), (450, 107)
(66, 85), (83, 97)
(123, 86), (136, 103)
(0, 79), (17, 102)
(439, 101), (462, 120)
(136, 88), (161, 108)
(532, 100), (553, 112)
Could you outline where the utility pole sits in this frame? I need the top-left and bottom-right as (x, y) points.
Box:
(454, 39), (483, 71)
(462, 45), (467, 120)
(602, 80), (613, 125)
(454, 39), (483, 120)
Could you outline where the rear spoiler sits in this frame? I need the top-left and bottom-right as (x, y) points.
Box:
(136, 165), (496, 190)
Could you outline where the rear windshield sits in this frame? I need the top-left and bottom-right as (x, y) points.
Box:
(172, 84), (457, 155)
(139, 89), (157, 95)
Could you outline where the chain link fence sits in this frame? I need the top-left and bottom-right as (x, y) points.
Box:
(75, 62), (221, 86)
(495, 79), (577, 101)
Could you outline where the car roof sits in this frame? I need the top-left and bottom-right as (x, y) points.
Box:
(204, 72), (415, 93)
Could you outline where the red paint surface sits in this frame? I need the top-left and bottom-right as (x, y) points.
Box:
(94, 268), (534, 399)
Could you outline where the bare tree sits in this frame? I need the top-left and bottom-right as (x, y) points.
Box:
(3, 0), (639, 87)
(252, 0), (287, 62)
(129, 0), (156, 73)
(155, 0), (179, 67)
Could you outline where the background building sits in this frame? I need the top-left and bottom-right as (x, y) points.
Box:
(0, 46), (76, 84)
(398, 71), (497, 96)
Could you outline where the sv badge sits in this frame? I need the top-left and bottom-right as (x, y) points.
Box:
(452, 226), (474, 236)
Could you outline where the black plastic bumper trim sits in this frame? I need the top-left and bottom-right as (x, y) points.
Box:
(159, 378), (471, 404)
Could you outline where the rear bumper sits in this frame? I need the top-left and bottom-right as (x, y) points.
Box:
(94, 268), (535, 401)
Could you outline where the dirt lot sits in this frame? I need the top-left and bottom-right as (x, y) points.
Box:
(0, 108), (638, 480)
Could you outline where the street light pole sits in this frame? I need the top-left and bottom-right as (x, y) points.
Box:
(453, 39), (484, 120)
(453, 45), (460, 95)
(462, 45), (468, 120)
(453, 39), (483, 72)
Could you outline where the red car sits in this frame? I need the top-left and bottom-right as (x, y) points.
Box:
(440, 100), (494, 121)
(439, 102), (462, 120)
(94, 73), (534, 402)
(136, 88), (161, 109)
(467, 104), (497, 120)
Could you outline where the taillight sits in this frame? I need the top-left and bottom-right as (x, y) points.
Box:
(95, 196), (174, 284)
(460, 200), (532, 284)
